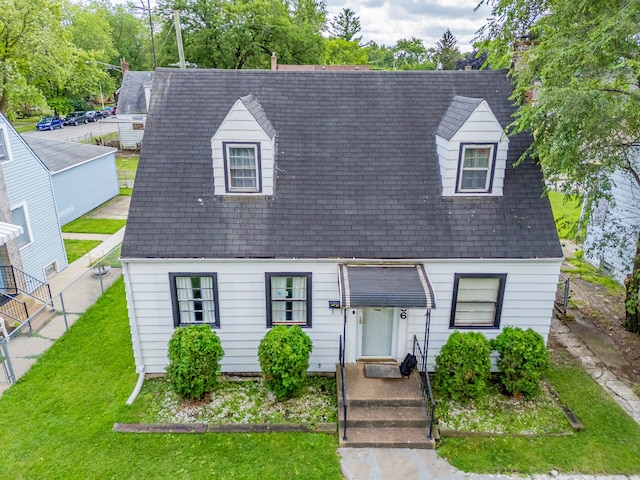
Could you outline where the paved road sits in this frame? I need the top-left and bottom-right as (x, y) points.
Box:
(21, 116), (119, 142)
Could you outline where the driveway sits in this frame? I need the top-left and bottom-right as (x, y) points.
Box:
(22, 116), (120, 143)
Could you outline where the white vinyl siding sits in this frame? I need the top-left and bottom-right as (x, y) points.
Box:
(10, 204), (31, 248)
(117, 114), (146, 149)
(123, 257), (561, 374)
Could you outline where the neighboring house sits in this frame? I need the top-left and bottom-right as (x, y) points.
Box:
(116, 70), (153, 150)
(584, 153), (640, 283)
(121, 68), (562, 375)
(23, 137), (118, 226)
(0, 114), (67, 329)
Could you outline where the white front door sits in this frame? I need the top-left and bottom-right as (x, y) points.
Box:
(358, 307), (396, 359)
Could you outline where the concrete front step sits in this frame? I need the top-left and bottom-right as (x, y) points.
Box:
(339, 405), (428, 429)
(339, 426), (436, 449)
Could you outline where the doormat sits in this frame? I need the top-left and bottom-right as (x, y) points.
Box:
(364, 363), (402, 379)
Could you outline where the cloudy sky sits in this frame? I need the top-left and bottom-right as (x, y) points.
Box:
(326, 0), (492, 50)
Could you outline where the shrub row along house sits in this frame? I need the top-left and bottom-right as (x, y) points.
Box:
(121, 68), (562, 375)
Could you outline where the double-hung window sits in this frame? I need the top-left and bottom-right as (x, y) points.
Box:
(457, 144), (496, 193)
(224, 142), (260, 193)
(266, 273), (312, 327)
(450, 273), (506, 328)
(169, 273), (220, 328)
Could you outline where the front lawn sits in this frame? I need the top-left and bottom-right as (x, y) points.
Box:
(0, 279), (341, 479)
(548, 191), (584, 240)
(62, 217), (126, 234)
(437, 364), (640, 474)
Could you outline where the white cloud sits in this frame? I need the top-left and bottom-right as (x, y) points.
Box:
(327, 0), (491, 49)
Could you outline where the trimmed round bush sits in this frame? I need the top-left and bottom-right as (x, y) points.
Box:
(434, 330), (491, 402)
(491, 326), (550, 398)
(258, 325), (313, 399)
(166, 325), (224, 400)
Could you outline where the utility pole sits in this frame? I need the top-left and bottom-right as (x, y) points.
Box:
(174, 9), (186, 69)
(141, 0), (157, 68)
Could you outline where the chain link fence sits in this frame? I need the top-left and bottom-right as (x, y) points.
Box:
(118, 170), (136, 189)
(555, 272), (570, 315)
(0, 244), (122, 386)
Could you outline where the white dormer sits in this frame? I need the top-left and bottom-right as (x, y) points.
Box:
(435, 96), (509, 197)
(212, 94), (276, 196)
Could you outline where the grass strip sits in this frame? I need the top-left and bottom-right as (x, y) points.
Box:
(0, 279), (341, 479)
(64, 239), (102, 263)
(62, 218), (126, 234)
(437, 365), (640, 475)
(548, 191), (584, 240)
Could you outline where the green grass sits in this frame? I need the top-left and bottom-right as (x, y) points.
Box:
(62, 218), (126, 234)
(11, 116), (39, 133)
(119, 188), (133, 196)
(0, 279), (341, 479)
(437, 364), (640, 475)
(116, 156), (139, 171)
(63, 239), (102, 263)
(548, 191), (584, 239)
(565, 255), (624, 294)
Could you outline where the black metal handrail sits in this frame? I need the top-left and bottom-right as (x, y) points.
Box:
(339, 334), (347, 441)
(0, 266), (52, 305)
(0, 291), (29, 324)
(413, 335), (435, 440)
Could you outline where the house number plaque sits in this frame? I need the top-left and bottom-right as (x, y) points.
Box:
(400, 309), (407, 319)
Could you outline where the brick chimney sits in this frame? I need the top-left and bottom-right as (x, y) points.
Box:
(271, 53), (277, 71)
(121, 58), (129, 74)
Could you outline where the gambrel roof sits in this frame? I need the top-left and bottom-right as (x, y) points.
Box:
(122, 68), (561, 260)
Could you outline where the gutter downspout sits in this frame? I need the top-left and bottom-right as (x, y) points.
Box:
(122, 260), (145, 405)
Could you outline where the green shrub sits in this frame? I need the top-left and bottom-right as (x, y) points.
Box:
(491, 327), (550, 398)
(166, 325), (224, 400)
(258, 325), (312, 399)
(434, 331), (491, 402)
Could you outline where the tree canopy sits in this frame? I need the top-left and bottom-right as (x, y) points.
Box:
(476, 0), (640, 328)
(434, 28), (460, 70)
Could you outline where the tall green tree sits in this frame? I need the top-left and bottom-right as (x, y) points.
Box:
(364, 41), (394, 70)
(476, 0), (640, 331)
(392, 37), (435, 70)
(324, 38), (366, 65)
(434, 28), (460, 70)
(0, 0), (73, 118)
(158, 0), (327, 69)
(328, 7), (361, 43)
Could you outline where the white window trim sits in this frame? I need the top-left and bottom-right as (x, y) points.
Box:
(11, 202), (33, 249)
(456, 143), (497, 194)
(223, 142), (261, 193)
(0, 126), (12, 164)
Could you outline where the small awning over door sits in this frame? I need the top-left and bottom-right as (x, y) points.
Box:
(339, 265), (436, 309)
(0, 222), (23, 246)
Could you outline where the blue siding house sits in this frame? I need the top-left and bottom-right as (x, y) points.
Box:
(23, 137), (118, 226)
(0, 114), (66, 331)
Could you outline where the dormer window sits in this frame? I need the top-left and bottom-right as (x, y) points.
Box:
(435, 96), (508, 197)
(225, 143), (261, 192)
(212, 94), (276, 196)
(457, 144), (496, 193)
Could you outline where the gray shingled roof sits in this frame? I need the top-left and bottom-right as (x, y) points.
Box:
(239, 94), (276, 139)
(436, 96), (485, 140)
(23, 137), (115, 173)
(117, 71), (153, 114)
(122, 68), (562, 261)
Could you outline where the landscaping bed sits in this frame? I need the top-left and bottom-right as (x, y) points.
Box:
(126, 374), (337, 428)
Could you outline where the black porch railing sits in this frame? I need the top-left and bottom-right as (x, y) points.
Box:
(0, 291), (29, 324)
(0, 266), (52, 305)
(339, 334), (347, 441)
(413, 335), (435, 440)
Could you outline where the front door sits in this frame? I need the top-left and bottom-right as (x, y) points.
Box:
(358, 307), (395, 358)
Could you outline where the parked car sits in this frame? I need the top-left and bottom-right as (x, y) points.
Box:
(85, 110), (104, 122)
(36, 116), (63, 131)
(62, 111), (88, 126)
